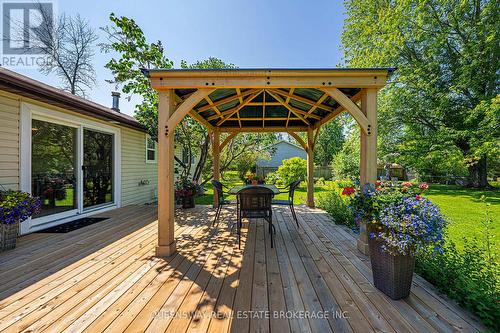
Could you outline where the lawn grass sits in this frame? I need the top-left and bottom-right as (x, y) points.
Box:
(425, 184), (499, 255)
(194, 170), (330, 206)
(195, 172), (499, 256)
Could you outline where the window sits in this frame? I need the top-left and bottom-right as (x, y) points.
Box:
(146, 135), (156, 163)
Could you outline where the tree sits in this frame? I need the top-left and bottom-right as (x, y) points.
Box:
(313, 120), (345, 166)
(101, 13), (173, 139)
(342, 0), (499, 187)
(178, 58), (237, 183)
(101, 15), (278, 183)
(9, 3), (98, 96)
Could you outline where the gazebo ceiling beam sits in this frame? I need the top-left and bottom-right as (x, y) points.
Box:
(215, 90), (263, 126)
(267, 90), (310, 126)
(196, 88), (259, 113)
(204, 95), (223, 118)
(285, 88), (294, 127)
(220, 126), (309, 133)
(268, 88), (333, 113)
(305, 93), (329, 119)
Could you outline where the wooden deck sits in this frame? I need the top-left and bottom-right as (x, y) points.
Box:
(0, 205), (484, 333)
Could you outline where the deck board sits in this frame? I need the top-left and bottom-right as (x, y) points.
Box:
(0, 205), (484, 333)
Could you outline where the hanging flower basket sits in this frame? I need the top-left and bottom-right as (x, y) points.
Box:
(0, 190), (41, 252)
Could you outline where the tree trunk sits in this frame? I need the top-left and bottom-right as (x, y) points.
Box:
(468, 154), (489, 188)
(192, 133), (209, 183)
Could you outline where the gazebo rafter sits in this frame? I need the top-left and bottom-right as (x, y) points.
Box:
(143, 67), (394, 257)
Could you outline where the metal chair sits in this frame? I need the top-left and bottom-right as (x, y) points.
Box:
(236, 186), (276, 249)
(211, 180), (235, 226)
(272, 179), (301, 227)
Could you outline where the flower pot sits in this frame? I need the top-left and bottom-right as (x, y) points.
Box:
(1, 222), (19, 252)
(369, 238), (415, 299)
(181, 196), (195, 209)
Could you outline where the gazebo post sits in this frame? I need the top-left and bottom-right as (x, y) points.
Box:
(156, 89), (176, 257)
(212, 128), (220, 208)
(357, 88), (378, 255)
(306, 127), (315, 208)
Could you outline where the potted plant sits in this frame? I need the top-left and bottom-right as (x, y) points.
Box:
(344, 182), (446, 299)
(174, 177), (198, 209)
(0, 190), (41, 251)
(245, 171), (257, 185)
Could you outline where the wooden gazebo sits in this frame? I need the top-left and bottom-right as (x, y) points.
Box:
(144, 68), (393, 257)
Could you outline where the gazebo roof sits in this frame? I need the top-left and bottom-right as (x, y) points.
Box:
(144, 68), (394, 132)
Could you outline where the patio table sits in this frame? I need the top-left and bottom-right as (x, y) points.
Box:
(227, 184), (280, 195)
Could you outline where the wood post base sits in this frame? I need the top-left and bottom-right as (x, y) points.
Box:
(156, 242), (176, 257)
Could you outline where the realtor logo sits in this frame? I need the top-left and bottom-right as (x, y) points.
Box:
(1, 1), (54, 67)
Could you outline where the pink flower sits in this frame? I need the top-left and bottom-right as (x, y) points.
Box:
(402, 181), (413, 187)
(419, 182), (429, 190)
(416, 195), (423, 201)
(342, 187), (355, 196)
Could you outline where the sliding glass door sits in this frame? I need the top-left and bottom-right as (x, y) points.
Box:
(31, 119), (78, 218)
(83, 129), (114, 209)
(29, 118), (116, 225)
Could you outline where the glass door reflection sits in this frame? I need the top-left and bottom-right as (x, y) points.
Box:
(31, 119), (77, 217)
(83, 129), (114, 208)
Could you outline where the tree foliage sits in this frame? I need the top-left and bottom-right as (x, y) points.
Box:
(101, 15), (278, 183)
(9, 3), (98, 96)
(101, 13), (173, 139)
(342, 0), (499, 187)
(276, 157), (307, 185)
(313, 121), (344, 166)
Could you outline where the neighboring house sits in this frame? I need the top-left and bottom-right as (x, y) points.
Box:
(0, 68), (161, 234)
(256, 140), (307, 177)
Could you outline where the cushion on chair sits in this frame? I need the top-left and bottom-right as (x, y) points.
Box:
(272, 199), (292, 205)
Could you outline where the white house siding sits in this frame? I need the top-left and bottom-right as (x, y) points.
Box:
(0, 94), (20, 190)
(121, 127), (158, 206)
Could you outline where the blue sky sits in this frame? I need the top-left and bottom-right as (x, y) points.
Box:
(13, 0), (346, 115)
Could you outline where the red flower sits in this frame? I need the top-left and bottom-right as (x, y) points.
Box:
(402, 181), (413, 187)
(375, 181), (382, 186)
(342, 187), (355, 196)
(419, 182), (429, 190)
(416, 195), (423, 201)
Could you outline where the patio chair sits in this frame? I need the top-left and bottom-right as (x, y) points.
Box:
(272, 179), (301, 228)
(211, 179), (235, 227)
(236, 187), (276, 249)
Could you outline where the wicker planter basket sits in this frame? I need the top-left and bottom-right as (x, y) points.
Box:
(369, 238), (415, 300)
(1, 222), (19, 252)
(181, 196), (195, 209)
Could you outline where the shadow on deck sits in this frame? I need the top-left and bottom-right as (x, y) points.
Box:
(0, 205), (484, 332)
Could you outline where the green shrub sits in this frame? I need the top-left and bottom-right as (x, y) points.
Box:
(415, 202), (499, 330)
(317, 182), (355, 229)
(265, 171), (283, 186)
(276, 157), (307, 185)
